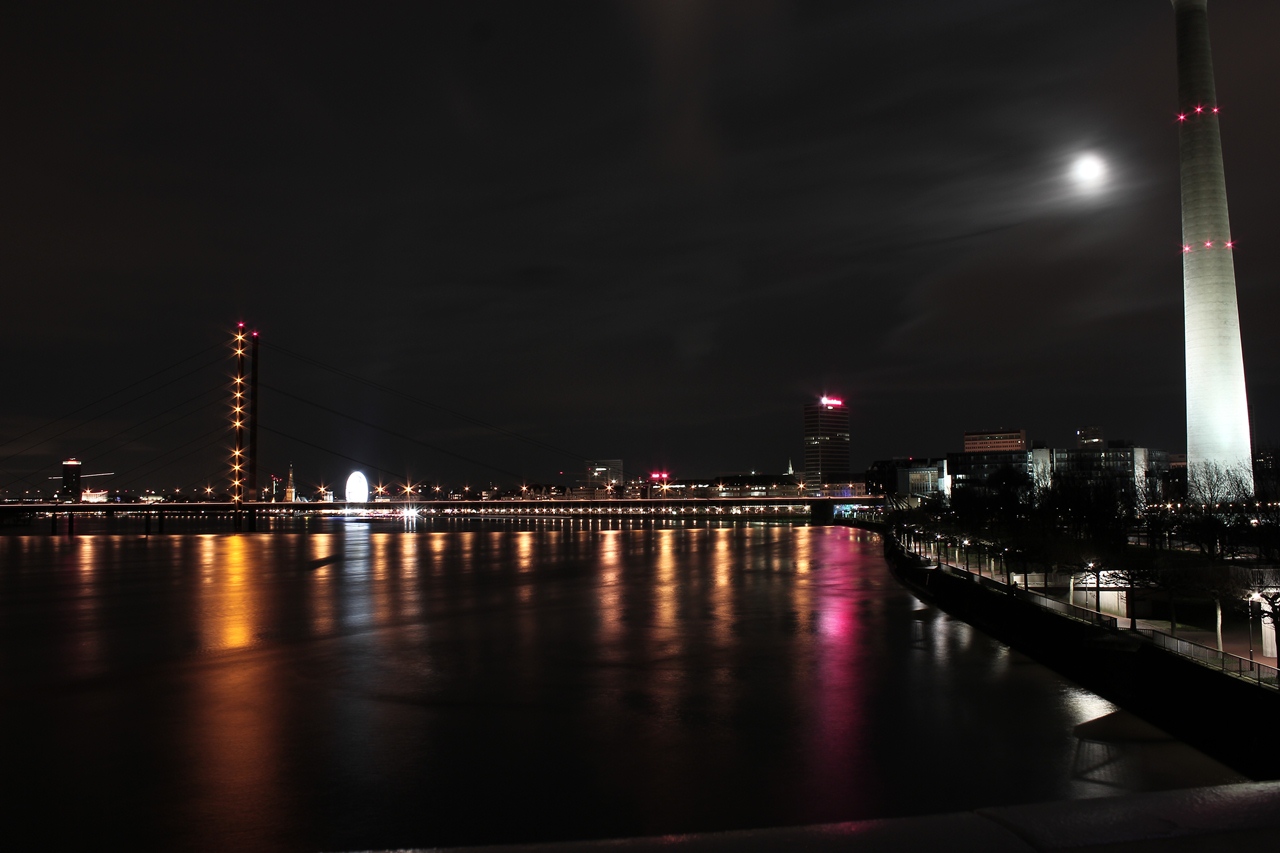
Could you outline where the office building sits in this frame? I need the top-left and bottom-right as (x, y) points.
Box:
(962, 429), (1027, 453)
(804, 396), (851, 485)
(1076, 426), (1104, 448)
(59, 458), (82, 503)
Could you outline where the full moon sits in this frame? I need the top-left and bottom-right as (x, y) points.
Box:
(1070, 153), (1107, 191)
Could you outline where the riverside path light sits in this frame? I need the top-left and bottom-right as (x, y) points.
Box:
(1087, 562), (1101, 614)
(1248, 592), (1261, 663)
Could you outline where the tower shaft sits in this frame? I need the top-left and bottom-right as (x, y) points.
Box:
(1173, 0), (1252, 492)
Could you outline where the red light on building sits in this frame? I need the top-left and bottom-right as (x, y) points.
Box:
(820, 396), (844, 407)
(650, 472), (669, 480)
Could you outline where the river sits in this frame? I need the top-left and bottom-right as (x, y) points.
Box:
(0, 519), (1243, 851)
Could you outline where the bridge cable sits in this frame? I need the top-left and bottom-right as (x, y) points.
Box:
(259, 382), (526, 481)
(256, 424), (422, 488)
(0, 342), (222, 454)
(0, 352), (226, 473)
(0, 381), (227, 493)
(262, 342), (598, 472)
(109, 425), (230, 492)
(76, 385), (226, 462)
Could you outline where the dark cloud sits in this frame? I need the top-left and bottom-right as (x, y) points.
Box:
(3, 0), (1279, 492)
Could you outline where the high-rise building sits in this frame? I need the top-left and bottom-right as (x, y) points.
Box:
(1076, 426), (1105, 449)
(284, 463), (295, 502)
(803, 396), (850, 485)
(585, 460), (624, 491)
(59, 458), (82, 503)
(962, 429), (1027, 453)
(1172, 0), (1253, 493)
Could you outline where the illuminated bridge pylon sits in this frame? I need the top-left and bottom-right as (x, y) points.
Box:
(228, 322), (260, 509)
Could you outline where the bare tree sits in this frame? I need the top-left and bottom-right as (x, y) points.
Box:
(1180, 461), (1253, 561)
(1243, 567), (1280, 658)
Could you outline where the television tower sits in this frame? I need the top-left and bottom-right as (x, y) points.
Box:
(1173, 0), (1253, 493)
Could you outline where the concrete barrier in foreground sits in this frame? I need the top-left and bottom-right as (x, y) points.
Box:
(379, 780), (1280, 852)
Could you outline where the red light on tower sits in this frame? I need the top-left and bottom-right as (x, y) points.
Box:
(1205, 240), (1214, 248)
(1195, 105), (1203, 113)
(820, 396), (844, 407)
(1178, 113), (1187, 122)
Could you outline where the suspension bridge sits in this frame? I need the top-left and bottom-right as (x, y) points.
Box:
(0, 323), (877, 530)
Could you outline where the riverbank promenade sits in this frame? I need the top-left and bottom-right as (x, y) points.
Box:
(899, 537), (1279, 682)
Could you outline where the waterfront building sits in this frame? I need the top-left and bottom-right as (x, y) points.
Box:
(709, 473), (800, 499)
(962, 429), (1027, 453)
(948, 445), (1170, 501)
(1076, 426), (1105, 448)
(585, 459), (624, 494)
(58, 459), (82, 503)
(948, 449), (1036, 496)
(863, 457), (945, 504)
(897, 460), (947, 501)
(1050, 445), (1171, 499)
(803, 396), (851, 486)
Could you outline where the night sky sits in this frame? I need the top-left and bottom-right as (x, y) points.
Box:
(3, 1), (1278, 495)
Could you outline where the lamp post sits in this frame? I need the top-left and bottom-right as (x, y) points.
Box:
(1248, 593), (1260, 663)
(963, 539), (970, 573)
(1088, 562), (1101, 614)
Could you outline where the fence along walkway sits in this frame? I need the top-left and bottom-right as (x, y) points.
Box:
(936, 562), (1119, 630)
(1135, 627), (1279, 690)
(913, 545), (1276, 690)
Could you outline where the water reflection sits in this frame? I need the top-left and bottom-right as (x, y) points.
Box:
(0, 522), (1247, 853)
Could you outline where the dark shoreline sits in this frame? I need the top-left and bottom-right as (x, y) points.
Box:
(879, 532), (1280, 781)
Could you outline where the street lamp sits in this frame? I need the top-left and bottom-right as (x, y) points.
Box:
(1087, 562), (1100, 614)
(963, 539), (970, 573)
(1248, 593), (1261, 663)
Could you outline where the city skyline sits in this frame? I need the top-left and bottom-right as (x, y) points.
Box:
(3, 1), (1279, 490)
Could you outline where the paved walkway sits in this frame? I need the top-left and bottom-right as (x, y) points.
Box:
(920, 550), (1279, 669)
